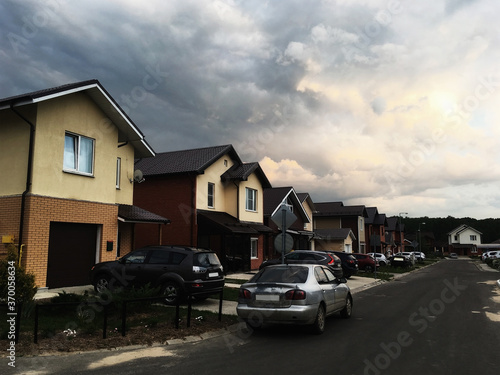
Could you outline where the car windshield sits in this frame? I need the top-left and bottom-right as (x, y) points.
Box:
(194, 252), (221, 267)
(251, 266), (308, 284)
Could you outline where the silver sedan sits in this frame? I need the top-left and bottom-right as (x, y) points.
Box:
(236, 264), (352, 334)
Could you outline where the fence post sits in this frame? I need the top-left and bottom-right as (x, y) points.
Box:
(121, 301), (127, 337)
(34, 304), (39, 344)
(175, 298), (180, 329)
(15, 302), (23, 344)
(218, 289), (223, 322)
(187, 295), (192, 328)
(103, 304), (108, 339)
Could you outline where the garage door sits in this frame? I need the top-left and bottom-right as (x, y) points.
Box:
(46, 222), (98, 288)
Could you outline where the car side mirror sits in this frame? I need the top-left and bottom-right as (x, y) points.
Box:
(337, 277), (347, 284)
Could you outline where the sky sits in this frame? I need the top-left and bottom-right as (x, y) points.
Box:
(2, 0), (500, 219)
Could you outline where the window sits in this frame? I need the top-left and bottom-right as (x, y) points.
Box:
(64, 132), (94, 175)
(208, 183), (215, 208)
(470, 235), (477, 241)
(116, 158), (121, 189)
(246, 188), (257, 211)
(251, 238), (258, 259)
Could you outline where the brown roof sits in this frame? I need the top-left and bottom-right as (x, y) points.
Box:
(197, 210), (271, 234)
(314, 202), (368, 218)
(221, 162), (271, 188)
(135, 145), (240, 176)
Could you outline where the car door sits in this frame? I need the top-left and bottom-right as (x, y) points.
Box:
(143, 249), (172, 285)
(120, 250), (150, 287)
(313, 266), (336, 314)
(323, 267), (348, 311)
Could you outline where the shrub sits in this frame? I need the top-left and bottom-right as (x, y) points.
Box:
(492, 259), (500, 269)
(0, 244), (37, 303)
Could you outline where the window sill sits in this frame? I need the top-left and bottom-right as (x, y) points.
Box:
(63, 169), (94, 178)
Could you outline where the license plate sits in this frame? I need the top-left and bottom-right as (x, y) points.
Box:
(255, 294), (279, 301)
(208, 272), (219, 278)
(394, 257), (404, 261)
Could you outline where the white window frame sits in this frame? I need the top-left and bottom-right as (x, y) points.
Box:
(63, 132), (95, 175)
(470, 235), (477, 241)
(246, 188), (257, 212)
(208, 182), (215, 208)
(116, 157), (121, 189)
(251, 238), (258, 259)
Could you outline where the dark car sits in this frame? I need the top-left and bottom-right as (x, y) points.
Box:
(389, 254), (413, 268)
(89, 246), (225, 304)
(352, 253), (376, 273)
(325, 251), (359, 278)
(259, 250), (343, 279)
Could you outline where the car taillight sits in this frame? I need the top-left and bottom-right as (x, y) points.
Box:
(239, 289), (252, 299)
(285, 289), (306, 300)
(327, 254), (335, 265)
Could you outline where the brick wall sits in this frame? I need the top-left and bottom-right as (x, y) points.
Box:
(134, 174), (198, 247)
(0, 195), (22, 257)
(19, 195), (118, 287)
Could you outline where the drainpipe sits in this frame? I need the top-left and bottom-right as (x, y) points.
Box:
(10, 103), (35, 261)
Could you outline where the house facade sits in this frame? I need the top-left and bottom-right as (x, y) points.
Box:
(365, 207), (388, 253)
(447, 224), (482, 256)
(313, 202), (367, 253)
(133, 145), (272, 272)
(0, 80), (168, 288)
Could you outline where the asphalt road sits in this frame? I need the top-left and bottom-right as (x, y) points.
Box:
(14, 259), (500, 375)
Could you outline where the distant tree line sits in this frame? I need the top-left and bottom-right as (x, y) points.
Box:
(402, 216), (500, 244)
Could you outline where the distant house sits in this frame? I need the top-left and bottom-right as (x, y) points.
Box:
(0, 80), (169, 288)
(314, 228), (356, 253)
(365, 207), (388, 253)
(133, 144), (272, 272)
(313, 202), (367, 253)
(447, 224), (482, 256)
(385, 217), (405, 254)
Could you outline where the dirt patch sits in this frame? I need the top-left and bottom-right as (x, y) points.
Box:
(1, 315), (238, 357)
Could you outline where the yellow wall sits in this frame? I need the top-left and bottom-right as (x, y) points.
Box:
(239, 173), (264, 223)
(314, 217), (341, 229)
(302, 200), (313, 231)
(196, 154), (235, 211)
(28, 93), (135, 205)
(0, 108), (34, 196)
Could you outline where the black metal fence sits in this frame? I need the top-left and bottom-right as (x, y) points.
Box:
(1, 288), (224, 344)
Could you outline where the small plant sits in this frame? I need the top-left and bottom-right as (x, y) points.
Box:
(0, 244), (37, 303)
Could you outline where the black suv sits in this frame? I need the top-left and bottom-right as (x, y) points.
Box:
(325, 251), (359, 278)
(89, 246), (225, 304)
(259, 250), (343, 279)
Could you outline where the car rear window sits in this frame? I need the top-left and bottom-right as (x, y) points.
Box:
(251, 266), (308, 284)
(194, 252), (221, 267)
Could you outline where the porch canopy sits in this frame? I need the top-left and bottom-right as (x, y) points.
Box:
(118, 204), (170, 224)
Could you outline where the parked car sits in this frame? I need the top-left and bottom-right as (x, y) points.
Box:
(352, 253), (376, 273)
(89, 246), (225, 304)
(237, 264), (352, 334)
(326, 251), (359, 278)
(449, 253), (458, 259)
(412, 251), (426, 262)
(367, 252), (388, 266)
(487, 251), (500, 259)
(399, 252), (416, 266)
(259, 250), (343, 279)
(389, 254), (413, 268)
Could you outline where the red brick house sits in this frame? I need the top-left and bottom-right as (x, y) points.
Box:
(133, 145), (272, 272)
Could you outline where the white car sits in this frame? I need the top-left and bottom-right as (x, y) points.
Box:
(412, 251), (426, 262)
(367, 253), (388, 266)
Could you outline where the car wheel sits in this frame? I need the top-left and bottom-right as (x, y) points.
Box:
(340, 295), (353, 319)
(94, 274), (112, 294)
(311, 304), (326, 334)
(162, 282), (181, 305)
(379, 261), (387, 267)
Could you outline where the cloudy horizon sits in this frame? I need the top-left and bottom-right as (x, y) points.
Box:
(2, 0), (500, 219)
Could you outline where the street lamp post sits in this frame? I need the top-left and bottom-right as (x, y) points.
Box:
(399, 212), (408, 253)
(419, 222), (426, 254)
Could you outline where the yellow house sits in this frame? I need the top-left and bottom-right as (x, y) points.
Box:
(0, 80), (168, 288)
(133, 145), (273, 272)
